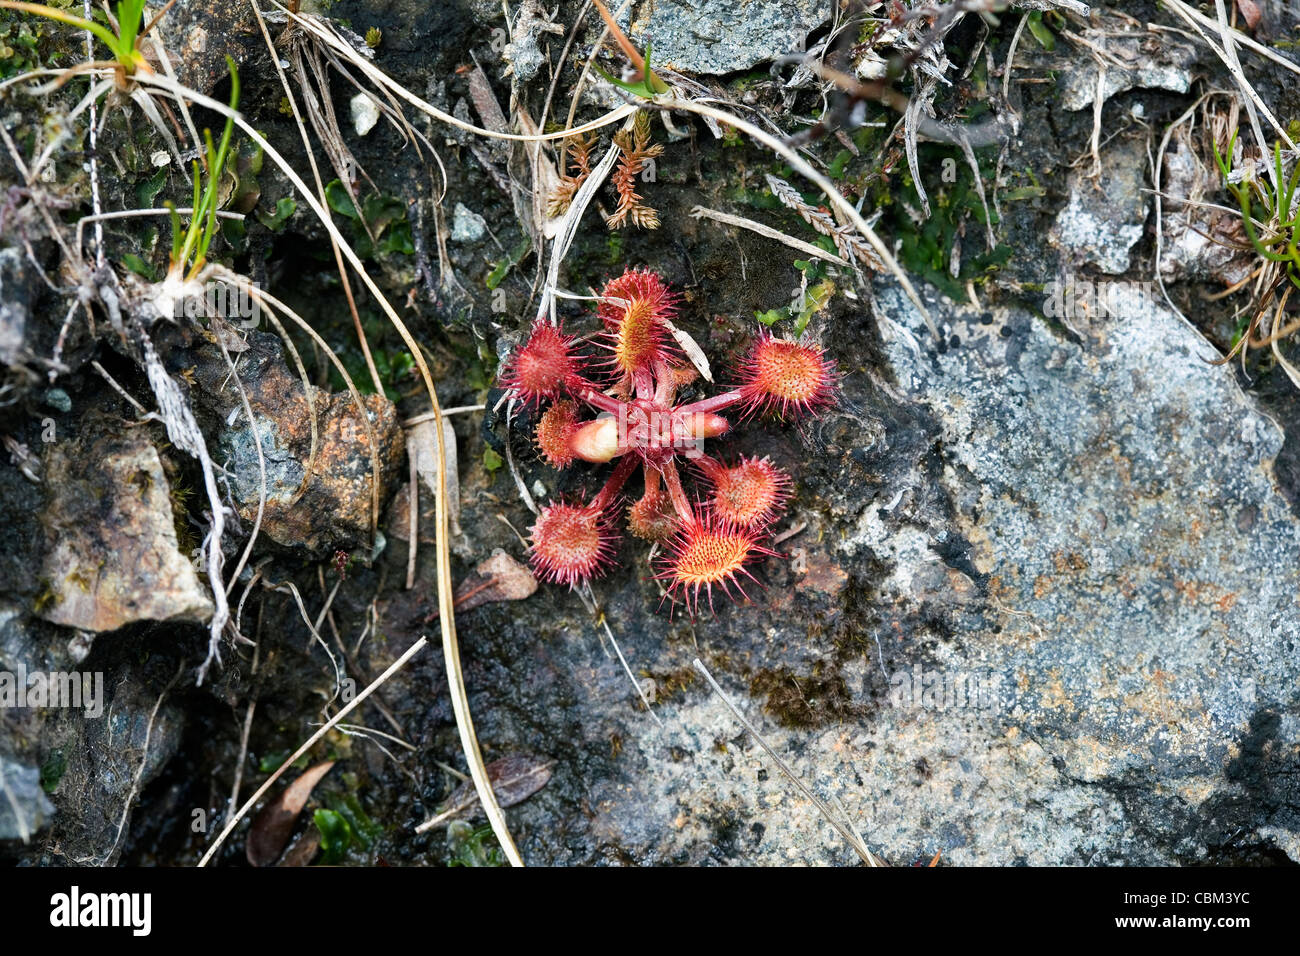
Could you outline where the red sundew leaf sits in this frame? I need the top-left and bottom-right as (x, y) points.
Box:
(246, 760), (335, 867)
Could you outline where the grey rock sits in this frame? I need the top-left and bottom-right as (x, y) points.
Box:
(619, 0), (828, 75)
(38, 666), (186, 865)
(0, 603), (95, 677)
(42, 388), (71, 413)
(37, 426), (214, 633)
(1051, 135), (1148, 275)
(156, 0), (264, 96)
(1013, 0), (1091, 15)
(0, 756), (54, 842)
(862, 276), (1300, 861)
(501, 0), (566, 83)
(1058, 20), (1196, 111)
(0, 607), (183, 862)
(451, 203), (488, 243)
(0, 247), (36, 369)
(1158, 139), (1255, 287)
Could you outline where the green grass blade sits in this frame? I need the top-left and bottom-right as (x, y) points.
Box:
(0, 0), (120, 51)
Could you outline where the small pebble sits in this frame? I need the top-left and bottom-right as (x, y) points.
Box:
(351, 92), (381, 137)
(450, 203), (487, 243)
(43, 388), (71, 413)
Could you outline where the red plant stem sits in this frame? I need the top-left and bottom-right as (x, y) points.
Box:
(590, 454), (640, 512)
(591, 0), (647, 76)
(692, 453), (721, 481)
(574, 384), (626, 416)
(652, 359), (676, 406)
(677, 389), (745, 416)
(659, 461), (694, 522)
(633, 366), (654, 401)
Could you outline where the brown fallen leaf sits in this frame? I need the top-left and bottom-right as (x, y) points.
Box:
(246, 760), (335, 867)
(276, 828), (322, 868)
(1236, 0), (1261, 31)
(453, 549), (538, 611)
(416, 754), (553, 832)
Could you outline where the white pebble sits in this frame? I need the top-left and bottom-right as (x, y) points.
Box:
(351, 92), (381, 137)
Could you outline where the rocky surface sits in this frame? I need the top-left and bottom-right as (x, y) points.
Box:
(1056, 15), (1196, 111)
(1051, 135), (1149, 275)
(0, 248), (37, 370)
(37, 427), (213, 632)
(194, 331), (405, 557)
(441, 274), (1300, 865)
(0, 605), (185, 863)
(0, 754), (54, 842)
(618, 0), (828, 75)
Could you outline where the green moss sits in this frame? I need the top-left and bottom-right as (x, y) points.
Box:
(885, 143), (1012, 301)
(0, 7), (75, 80)
(40, 749), (66, 794)
(324, 180), (415, 258)
(446, 821), (505, 867)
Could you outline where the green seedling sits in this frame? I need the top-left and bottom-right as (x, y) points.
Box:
(590, 0), (668, 97)
(1212, 130), (1300, 358)
(1214, 131), (1300, 282)
(0, 0), (159, 87)
(164, 56), (238, 282)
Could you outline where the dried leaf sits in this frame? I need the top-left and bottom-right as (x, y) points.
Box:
(246, 760), (335, 867)
(407, 418), (460, 535)
(662, 319), (713, 384)
(276, 827), (322, 867)
(514, 104), (563, 241)
(1236, 0), (1261, 30)
(417, 754), (553, 832)
(765, 173), (883, 272)
(454, 549), (538, 611)
(547, 132), (598, 219)
(466, 62), (508, 136)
